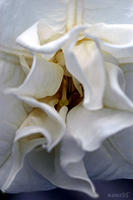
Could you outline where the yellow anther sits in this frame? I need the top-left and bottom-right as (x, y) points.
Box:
(59, 99), (69, 107)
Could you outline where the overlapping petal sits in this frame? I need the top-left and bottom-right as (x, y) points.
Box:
(121, 63), (133, 101)
(0, 52), (29, 188)
(0, 0), (67, 51)
(7, 95), (66, 151)
(85, 24), (133, 62)
(60, 131), (98, 198)
(64, 39), (105, 110)
(8, 106), (98, 198)
(19, 55), (30, 75)
(87, 24), (133, 44)
(2, 132), (45, 192)
(104, 62), (133, 111)
(7, 155), (55, 193)
(84, 126), (133, 180)
(1, 0), (133, 53)
(7, 55), (63, 99)
(83, 62), (133, 180)
(2, 100), (66, 191)
(1, 0), (133, 196)
(28, 131), (98, 198)
(67, 104), (133, 152)
(0, 52), (27, 138)
(16, 24), (88, 54)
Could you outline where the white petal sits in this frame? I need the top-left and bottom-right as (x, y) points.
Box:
(84, 126), (133, 180)
(19, 55), (30, 75)
(38, 20), (64, 45)
(103, 52), (118, 66)
(2, 102), (66, 192)
(0, 122), (16, 188)
(22, 106), (98, 198)
(1, 124), (53, 194)
(67, 104), (133, 152)
(63, 36), (105, 110)
(8, 55), (63, 99)
(17, 25), (88, 54)
(0, 52), (25, 90)
(0, 51), (28, 128)
(84, 0), (133, 24)
(28, 144), (98, 198)
(74, 40), (105, 109)
(0, 0), (67, 50)
(8, 96), (66, 151)
(1, 95), (66, 191)
(4, 100), (63, 191)
(121, 63), (133, 102)
(85, 24), (133, 61)
(7, 155), (55, 193)
(87, 24), (133, 45)
(0, 52), (29, 188)
(60, 132), (98, 198)
(125, 73), (133, 101)
(2, 134), (45, 192)
(66, 0), (84, 30)
(104, 62), (133, 111)
(16, 105), (66, 152)
(3, 112), (61, 192)
(0, 122), (14, 166)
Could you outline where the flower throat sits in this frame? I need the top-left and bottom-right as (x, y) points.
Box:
(52, 50), (84, 111)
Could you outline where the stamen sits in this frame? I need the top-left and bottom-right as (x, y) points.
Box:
(50, 51), (84, 111)
(59, 78), (69, 107)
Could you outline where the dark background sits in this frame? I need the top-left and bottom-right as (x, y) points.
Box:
(0, 180), (132, 200)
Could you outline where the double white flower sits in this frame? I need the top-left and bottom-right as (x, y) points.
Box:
(0, 0), (133, 198)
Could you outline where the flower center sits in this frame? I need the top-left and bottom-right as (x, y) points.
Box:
(55, 75), (83, 111)
(52, 50), (84, 111)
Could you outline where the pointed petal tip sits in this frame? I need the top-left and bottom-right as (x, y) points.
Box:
(92, 192), (99, 199)
(1, 175), (13, 193)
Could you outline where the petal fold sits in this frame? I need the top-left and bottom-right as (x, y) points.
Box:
(16, 25), (88, 54)
(7, 155), (55, 193)
(60, 132), (98, 198)
(104, 62), (133, 111)
(85, 24), (133, 62)
(73, 40), (105, 109)
(63, 36), (105, 110)
(7, 55), (63, 99)
(0, 52), (29, 188)
(0, 0), (67, 50)
(67, 104), (133, 152)
(84, 126), (133, 180)
(28, 139), (98, 198)
(2, 96), (66, 191)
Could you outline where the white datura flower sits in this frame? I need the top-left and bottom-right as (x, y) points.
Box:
(0, 0), (133, 198)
